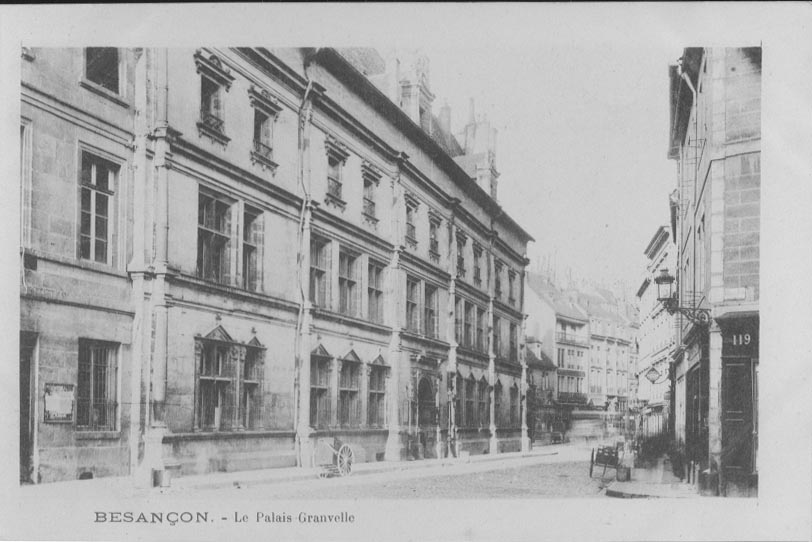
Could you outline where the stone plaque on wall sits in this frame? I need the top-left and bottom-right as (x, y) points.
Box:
(44, 383), (74, 423)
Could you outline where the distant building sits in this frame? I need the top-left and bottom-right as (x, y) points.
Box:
(19, 47), (533, 484)
(667, 47), (760, 497)
(634, 225), (676, 443)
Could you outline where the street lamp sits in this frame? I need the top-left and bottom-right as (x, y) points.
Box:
(654, 269), (711, 326)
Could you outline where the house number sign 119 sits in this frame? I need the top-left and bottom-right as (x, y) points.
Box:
(732, 333), (751, 346)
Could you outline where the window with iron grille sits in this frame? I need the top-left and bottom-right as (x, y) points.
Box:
(509, 323), (518, 360)
(406, 277), (420, 333)
(77, 339), (118, 431)
(242, 206), (262, 291)
(338, 361), (361, 427)
(510, 384), (519, 426)
(85, 48), (119, 94)
(338, 250), (358, 316)
(240, 345), (264, 430)
(197, 341), (231, 431)
(465, 377), (476, 427)
(309, 238), (329, 307)
(79, 152), (117, 265)
(197, 191), (232, 284)
(310, 354), (331, 429)
(464, 302), (474, 348)
(368, 365), (387, 427)
(424, 284), (438, 338)
(478, 378), (489, 427)
(494, 380), (503, 427)
(252, 109), (273, 160)
(476, 307), (486, 352)
(367, 261), (384, 324)
(200, 76), (224, 134)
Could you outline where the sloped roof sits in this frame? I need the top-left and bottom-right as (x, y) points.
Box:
(527, 272), (588, 323)
(337, 47), (386, 76)
(430, 114), (464, 157)
(527, 349), (557, 371)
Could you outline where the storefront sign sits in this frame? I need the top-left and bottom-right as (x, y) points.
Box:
(44, 383), (74, 423)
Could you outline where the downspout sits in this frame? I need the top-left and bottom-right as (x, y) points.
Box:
(293, 48), (320, 468)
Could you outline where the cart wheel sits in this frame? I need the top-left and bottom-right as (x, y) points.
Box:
(337, 444), (354, 476)
(589, 448), (594, 477)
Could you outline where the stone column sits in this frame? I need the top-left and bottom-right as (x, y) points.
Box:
(708, 320), (723, 492)
(520, 313), (530, 453)
(384, 247), (404, 461)
(487, 231), (498, 453)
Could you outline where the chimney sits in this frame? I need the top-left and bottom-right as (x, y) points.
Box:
(438, 102), (451, 135)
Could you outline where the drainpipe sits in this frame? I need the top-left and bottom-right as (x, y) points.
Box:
(294, 48), (320, 468)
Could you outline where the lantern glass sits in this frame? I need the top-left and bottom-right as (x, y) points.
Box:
(655, 269), (675, 302)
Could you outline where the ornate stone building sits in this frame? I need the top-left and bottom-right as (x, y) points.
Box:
(19, 47), (532, 484)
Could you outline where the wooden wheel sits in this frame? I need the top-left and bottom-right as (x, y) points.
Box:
(337, 444), (354, 476)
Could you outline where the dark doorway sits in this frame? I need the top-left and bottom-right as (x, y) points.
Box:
(685, 357), (709, 469)
(20, 332), (37, 484)
(722, 356), (757, 491)
(416, 377), (437, 459)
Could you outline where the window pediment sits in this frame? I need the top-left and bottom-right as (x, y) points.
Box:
(342, 349), (362, 364)
(201, 324), (235, 343)
(194, 50), (235, 91)
(324, 135), (350, 162)
(361, 160), (382, 185)
(311, 343), (332, 358)
(248, 85), (283, 117)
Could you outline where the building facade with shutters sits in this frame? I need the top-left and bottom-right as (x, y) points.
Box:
(667, 47), (760, 497)
(19, 47), (533, 485)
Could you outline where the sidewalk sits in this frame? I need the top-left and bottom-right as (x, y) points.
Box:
(604, 454), (699, 499)
(17, 443), (575, 498)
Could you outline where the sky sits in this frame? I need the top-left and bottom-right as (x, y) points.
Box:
(424, 42), (678, 291)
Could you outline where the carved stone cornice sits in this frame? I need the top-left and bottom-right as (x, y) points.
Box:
(194, 50), (235, 90)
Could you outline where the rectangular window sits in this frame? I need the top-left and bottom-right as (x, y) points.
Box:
(242, 206), (261, 291)
(477, 307), (486, 352)
(406, 277), (420, 333)
(478, 379), (489, 427)
(456, 236), (466, 276)
(509, 323), (518, 360)
(252, 109), (272, 160)
(197, 191), (231, 284)
(310, 355), (331, 429)
(338, 362), (360, 427)
(510, 385), (519, 426)
(200, 76), (224, 133)
(77, 340), (118, 431)
(473, 246), (483, 287)
(493, 316), (501, 357)
(405, 203), (417, 243)
(363, 178), (376, 219)
(198, 341), (231, 430)
(464, 302), (474, 348)
(241, 346), (264, 429)
(429, 219), (440, 255)
(508, 271), (516, 306)
(454, 296), (463, 344)
(309, 238), (328, 307)
(367, 262), (384, 324)
(465, 378), (476, 427)
(424, 284), (438, 338)
(557, 348), (564, 367)
(338, 250), (358, 316)
(85, 48), (119, 94)
(494, 262), (503, 299)
(80, 152), (118, 264)
(327, 155), (342, 200)
(494, 381), (503, 427)
(368, 366), (387, 427)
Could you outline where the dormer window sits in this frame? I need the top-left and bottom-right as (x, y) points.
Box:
(194, 51), (234, 147)
(248, 86), (281, 172)
(324, 136), (349, 210)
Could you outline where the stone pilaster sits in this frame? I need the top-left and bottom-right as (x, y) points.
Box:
(708, 320), (723, 491)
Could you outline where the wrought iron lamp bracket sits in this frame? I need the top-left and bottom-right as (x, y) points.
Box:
(661, 296), (711, 326)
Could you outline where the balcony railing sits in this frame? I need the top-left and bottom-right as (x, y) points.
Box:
(199, 110), (224, 133)
(556, 332), (588, 347)
(253, 139), (273, 160)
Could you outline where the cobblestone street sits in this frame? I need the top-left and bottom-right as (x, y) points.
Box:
(189, 447), (609, 499)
